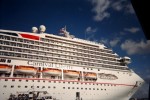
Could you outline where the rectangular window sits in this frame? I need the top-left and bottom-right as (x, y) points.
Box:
(3, 85), (7, 88)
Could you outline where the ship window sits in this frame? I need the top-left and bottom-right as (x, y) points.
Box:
(53, 86), (56, 89)
(37, 86), (39, 88)
(5, 36), (10, 40)
(97, 88), (99, 90)
(63, 87), (65, 89)
(5, 79), (8, 81)
(42, 86), (45, 88)
(25, 86), (28, 88)
(89, 88), (91, 90)
(12, 79), (15, 81)
(0, 35), (3, 39)
(18, 38), (23, 42)
(48, 86), (51, 88)
(3, 85), (7, 88)
(0, 40), (3, 44)
(68, 87), (70, 89)
(18, 85), (21, 88)
(11, 85), (14, 88)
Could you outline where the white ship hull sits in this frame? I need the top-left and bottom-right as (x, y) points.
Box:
(0, 72), (143, 100)
(0, 58), (144, 100)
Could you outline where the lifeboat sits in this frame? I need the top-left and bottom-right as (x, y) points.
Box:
(64, 70), (80, 78)
(84, 72), (97, 79)
(42, 68), (61, 76)
(0, 64), (11, 73)
(15, 66), (37, 74)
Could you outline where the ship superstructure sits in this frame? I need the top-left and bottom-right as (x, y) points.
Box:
(0, 25), (144, 100)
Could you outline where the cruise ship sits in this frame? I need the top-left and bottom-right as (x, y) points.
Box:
(0, 25), (144, 100)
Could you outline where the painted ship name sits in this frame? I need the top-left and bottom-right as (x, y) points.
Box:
(28, 61), (72, 70)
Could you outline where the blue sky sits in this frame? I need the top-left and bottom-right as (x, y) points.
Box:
(0, 0), (149, 98)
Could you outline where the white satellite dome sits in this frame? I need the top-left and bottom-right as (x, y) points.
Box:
(32, 27), (38, 33)
(39, 25), (46, 33)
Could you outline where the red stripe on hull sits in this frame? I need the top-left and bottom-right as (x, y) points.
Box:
(20, 33), (39, 40)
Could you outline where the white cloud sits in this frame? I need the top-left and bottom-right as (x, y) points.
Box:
(111, 0), (124, 11)
(100, 37), (121, 47)
(85, 26), (97, 33)
(90, 0), (110, 21)
(111, 0), (135, 14)
(99, 38), (108, 45)
(121, 40), (150, 55)
(89, 0), (135, 21)
(85, 27), (97, 41)
(126, 4), (135, 14)
(110, 38), (120, 47)
(124, 27), (140, 33)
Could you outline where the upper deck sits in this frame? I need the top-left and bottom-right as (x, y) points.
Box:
(0, 26), (130, 71)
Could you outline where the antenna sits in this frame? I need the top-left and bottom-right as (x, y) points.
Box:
(64, 25), (67, 31)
